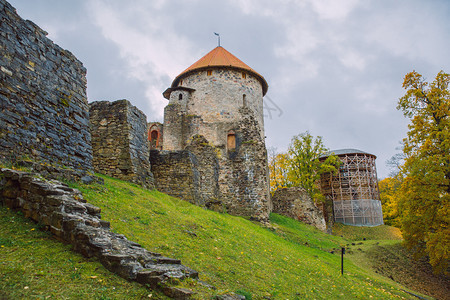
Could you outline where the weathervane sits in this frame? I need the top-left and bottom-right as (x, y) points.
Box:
(214, 32), (220, 47)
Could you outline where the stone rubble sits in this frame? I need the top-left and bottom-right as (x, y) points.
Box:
(0, 168), (197, 298)
(272, 187), (327, 232)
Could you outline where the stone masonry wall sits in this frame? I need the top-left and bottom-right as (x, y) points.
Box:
(219, 107), (271, 221)
(0, 168), (197, 298)
(163, 68), (265, 151)
(126, 101), (154, 187)
(185, 135), (221, 209)
(0, 0), (92, 172)
(150, 150), (201, 204)
(162, 103), (185, 150)
(176, 68), (265, 134)
(150, 135), (221, 210)
(89, 100), (154, 188)
(272, 187), (327, 232)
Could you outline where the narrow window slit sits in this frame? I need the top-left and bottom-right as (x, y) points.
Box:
(227, 130), (236, 150)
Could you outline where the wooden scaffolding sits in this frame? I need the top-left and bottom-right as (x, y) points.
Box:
(319, 149), (383, 226)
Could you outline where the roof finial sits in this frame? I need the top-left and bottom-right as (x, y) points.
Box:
(214, 32), (220, 47)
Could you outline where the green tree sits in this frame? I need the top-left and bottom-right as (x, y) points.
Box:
(397, 70), (449, 274)
(287, 132), (340, 202)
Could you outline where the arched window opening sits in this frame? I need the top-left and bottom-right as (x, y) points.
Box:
(207, 70), (212, 76)
(179, 93), (183, 100)
(227, 130), (236, 150)
(179, 79), (183, 86)
(149, 129), (160, 149)
(242, 94), (247, 107)
(242, 72), (247, 79)
(151, 130), (158, 140)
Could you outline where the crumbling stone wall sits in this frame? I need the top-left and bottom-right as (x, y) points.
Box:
(0, 0), (92, 172)
(185, 135), (221, 209)
(0, 168), (197, 298)
(272, 187), (327, 232)
(89, 100), (154, 188)
(219, 107), (271, 221)
(162, 103), (186, 150)
(151, 135), (221, 209)
(150, 149), (201, 204)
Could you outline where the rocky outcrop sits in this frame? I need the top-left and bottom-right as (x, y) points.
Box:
(0, 168), (197, 298)
(272, 187), (327, 232)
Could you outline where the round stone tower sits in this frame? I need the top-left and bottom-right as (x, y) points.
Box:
(157, 46), (271, 221)
(162, 46), (268, 150)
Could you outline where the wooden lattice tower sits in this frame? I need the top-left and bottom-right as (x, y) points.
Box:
(319, 149), (383, 226)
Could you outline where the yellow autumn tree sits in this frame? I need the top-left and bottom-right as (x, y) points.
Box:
(378, 176), (401, 227)
(397, 70), (449, 274)
(268, 149), (290, 194)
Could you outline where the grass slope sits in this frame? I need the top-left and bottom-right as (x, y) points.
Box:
(332, 223), (403, 241)
(63, 174), (426, 299)
(333, 223), (449, 300)
(0, 206), (165, 299)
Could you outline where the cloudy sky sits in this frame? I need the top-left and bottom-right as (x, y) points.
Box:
(8, 0), (450, 178)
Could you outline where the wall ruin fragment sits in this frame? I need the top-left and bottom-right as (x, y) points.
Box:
(0, 0), (92, 172)
(89, 100), (154, 188)
(272, 187), (327, 232)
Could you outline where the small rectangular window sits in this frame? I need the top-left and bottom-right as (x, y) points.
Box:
(242, 72), (246, 79)
(207, 70), (212, 76)
(227, 134), (236, 150)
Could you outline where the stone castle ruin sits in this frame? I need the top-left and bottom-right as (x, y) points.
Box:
(0, 0), (321, 228)
(0, 0), (338, 232)
(151, 46), (271, 220)
(0, 0), (350, 296)
(90, 46), (272, 221)
(0, 1), (198, 296)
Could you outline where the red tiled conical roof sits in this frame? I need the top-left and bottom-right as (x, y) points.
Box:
(171, 46), (268, 95)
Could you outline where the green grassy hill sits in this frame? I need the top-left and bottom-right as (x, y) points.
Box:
(332, 223), (448, 300)
(1, 174), (433, 299)
(0, 206), (161, 299)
